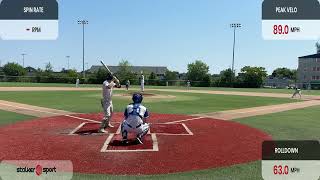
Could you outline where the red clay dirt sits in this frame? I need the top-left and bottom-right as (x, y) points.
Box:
(0, 113), (271, 175)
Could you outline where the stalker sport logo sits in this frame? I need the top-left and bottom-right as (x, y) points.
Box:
(16, 164), (57, 176)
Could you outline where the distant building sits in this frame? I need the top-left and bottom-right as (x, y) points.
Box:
(297, 53), (320, 89)
(25, 66), (37, 76)
(88, 65), (168, 79)
(264, 76), (291, 88)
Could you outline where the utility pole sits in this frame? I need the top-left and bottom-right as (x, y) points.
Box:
(77, 20), (88, 79)
(21, 53), (27, 67)
(66, 56), (70, 69)
(230, 23), (241, 74)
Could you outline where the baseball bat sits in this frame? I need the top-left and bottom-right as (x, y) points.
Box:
(100, 60), (113, 75)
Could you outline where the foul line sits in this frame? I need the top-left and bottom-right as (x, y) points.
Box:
(68, 122), (86, 135)
(64, 115), (100, 123)
(165, 117), (204, 124)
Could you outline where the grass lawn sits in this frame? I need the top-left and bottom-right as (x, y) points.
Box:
(234, 105), (320, 140)
(1, 82), (320, 95)
(0, 90), (296, 114)
(0, 110), (35, 126)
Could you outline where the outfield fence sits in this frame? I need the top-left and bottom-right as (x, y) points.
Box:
(0, 75), (312, 89)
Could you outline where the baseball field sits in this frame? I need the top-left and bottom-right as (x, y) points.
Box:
(0, 82), (320, 180)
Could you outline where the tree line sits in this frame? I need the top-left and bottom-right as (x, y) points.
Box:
(0, 60), (297, 88)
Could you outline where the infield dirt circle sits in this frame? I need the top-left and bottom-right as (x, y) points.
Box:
(0, 113), (271, 175)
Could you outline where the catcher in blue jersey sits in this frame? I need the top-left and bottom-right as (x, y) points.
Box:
(121, 93), (150, 144)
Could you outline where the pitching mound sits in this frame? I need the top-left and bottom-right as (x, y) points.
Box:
(0, 113), (271, 175)
(114, 92), (176, 99)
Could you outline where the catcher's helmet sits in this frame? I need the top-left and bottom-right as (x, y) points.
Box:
(132, 93), (143, 103)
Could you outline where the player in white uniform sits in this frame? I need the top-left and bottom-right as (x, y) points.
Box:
(187, 80), (191, 90)
(75, 78), (80, 88)
(140, 74), (145, 92)
(121, 93), (150, 144)
(291, 87), (302, 99)
(99, 74), (121, 133)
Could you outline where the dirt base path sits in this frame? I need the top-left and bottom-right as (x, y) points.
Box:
(148, 88), (320, 101)
(193, 100), (320, 120)
(0, 100), (74, 117)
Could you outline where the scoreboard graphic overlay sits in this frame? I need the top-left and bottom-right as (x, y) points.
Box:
(262, 140), (320, 180)
(262, 0), (320, 40)
(0, 0), (58, 40)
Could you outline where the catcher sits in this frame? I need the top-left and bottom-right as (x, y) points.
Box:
(121, 93), (150, 144)
(99, 74), (121, 133)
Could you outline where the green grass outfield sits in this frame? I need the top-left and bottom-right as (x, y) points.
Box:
(1, 105), (319, 180)
(0, 90), (296, 114)
(1, 82), (320, 95)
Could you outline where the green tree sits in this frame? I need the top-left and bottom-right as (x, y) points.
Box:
(186, 60), (211, 87)
(240, 66), (267, 88)
(164, 70), (178, 86)
(164, 70), (178, 81)
(217, 68), (234, 87)
(45, 62), (53, 73)
(272, 68), (296, 79)
(148, 72), (158, 85)
(115, 60), (136, 84)
(3, 62), (26, 76)
(149, 72), (157, 80)
(66, 69), (78, 78)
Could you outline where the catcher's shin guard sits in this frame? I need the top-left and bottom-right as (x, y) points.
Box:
(137, 123), (149, 139)
(121, 123), (128, 140)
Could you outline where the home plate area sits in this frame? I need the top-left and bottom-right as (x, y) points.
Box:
(0, 112), (272, 175)
(69, 121), (193, 152)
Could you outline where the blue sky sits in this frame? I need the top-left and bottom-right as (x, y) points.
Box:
(0, 0), (318, 74)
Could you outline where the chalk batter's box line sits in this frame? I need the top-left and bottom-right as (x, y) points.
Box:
(69, 122), (193, 136)
(100, 133), (159, 153)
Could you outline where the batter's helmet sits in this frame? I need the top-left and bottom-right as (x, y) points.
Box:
(106, 73), (113, 81)
(132, 93), (143, 103)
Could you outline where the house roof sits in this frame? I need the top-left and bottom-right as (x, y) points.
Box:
(299, 53), (320, 59)
(89, 65), (168, 75)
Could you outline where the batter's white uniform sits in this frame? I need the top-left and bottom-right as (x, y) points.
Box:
(140, 75), (145, 92)
(101, 80), (116, 117)
(121, 103), (149, 138)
